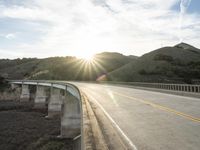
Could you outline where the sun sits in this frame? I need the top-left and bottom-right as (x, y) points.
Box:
(78, 53), (95, 62)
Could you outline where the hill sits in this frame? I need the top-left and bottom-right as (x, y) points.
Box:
(108, 43), (200, 83)
(0, 52), (137, 81)
(1, 43), (200, 83)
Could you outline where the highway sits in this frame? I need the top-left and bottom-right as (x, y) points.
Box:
(71, 82), (200, 150)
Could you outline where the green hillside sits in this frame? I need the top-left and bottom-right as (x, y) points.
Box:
(108, 43), (200, 84)
(1, 43), (199, 83)
(0, 52), (136, 81)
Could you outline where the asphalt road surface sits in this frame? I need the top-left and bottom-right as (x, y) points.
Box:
(71, 82), (200, 150)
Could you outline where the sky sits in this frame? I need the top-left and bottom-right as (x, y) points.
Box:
(0, 0), (200, 59)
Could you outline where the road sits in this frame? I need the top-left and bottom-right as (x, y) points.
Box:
(71, 82), (200, 150)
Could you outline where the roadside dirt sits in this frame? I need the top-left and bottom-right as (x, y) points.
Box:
(0, 100), (73, 150)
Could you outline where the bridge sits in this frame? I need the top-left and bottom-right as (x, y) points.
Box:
(9, 80), (200, 150)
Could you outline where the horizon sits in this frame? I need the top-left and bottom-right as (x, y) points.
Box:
(0, 0), (200, 59)
(0, 41), (199, 60)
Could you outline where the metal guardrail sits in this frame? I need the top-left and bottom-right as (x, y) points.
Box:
(9, 80), (81, 99)
(128, 82), (200, 93)
(98, 81), (200, 93)
(9, 80), (83, 150)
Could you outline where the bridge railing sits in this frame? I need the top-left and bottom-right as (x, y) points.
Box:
(99, 81), (200, 93)
(9, 80), (83, 150)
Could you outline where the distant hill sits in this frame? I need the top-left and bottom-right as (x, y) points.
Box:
(108, 43), (200, 83)
(1, 43), (200, 83)
(0, 52), (137, 81)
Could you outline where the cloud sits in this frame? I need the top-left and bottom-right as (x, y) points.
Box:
(180, 0), (191, 13)
(0, 0), (200, 58)
(0, 33), (16, 39)
(5, 33), (16, 39)
(179, 0), (192, 42)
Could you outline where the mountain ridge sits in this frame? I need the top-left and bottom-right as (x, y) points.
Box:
(0, 43), (200, 84)
(108, 43), (200, 83)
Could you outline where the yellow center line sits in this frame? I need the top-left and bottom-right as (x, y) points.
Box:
(113, 92), (200, 123)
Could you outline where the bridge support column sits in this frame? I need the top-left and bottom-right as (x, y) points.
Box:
(34, 85), (47, 108)
(47, 88), (63, 118)
(61, 93), (81, 138)
(11, 83), (18, 90)
(20, 84), (30, 102)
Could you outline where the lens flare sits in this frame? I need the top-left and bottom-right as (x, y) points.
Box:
(78, 53), (94, 63)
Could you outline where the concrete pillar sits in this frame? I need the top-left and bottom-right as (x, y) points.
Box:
(192, 86), (194, 92)
(178, 85), (181, 91)
(47, 88), (63, 118)
(61, 92), (81, 138)
(172, 85), (174, 90)
(189, 86), (192, 92)
(11, 83), (18, 90)
(20, 84), (30, 102)
(187, 86), (189, 92)
(184, 86), (187, 92)
(195, 86), (198, 92)
(34, 85), (47, 108)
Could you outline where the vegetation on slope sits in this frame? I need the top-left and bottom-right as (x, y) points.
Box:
(0, 52), (136, 81)
(108, 43), (200, 84)
(1, 43), (199, 84)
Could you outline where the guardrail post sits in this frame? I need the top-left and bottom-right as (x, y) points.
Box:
(181, 85), (183, 91)
(195, 86), (198, 93)
(186, 86), (188, 92)
(20, 83), (30, 102)
(192, 86), (195, 92)
(34, 84), (47, 108)
(189, 86), (192, 92)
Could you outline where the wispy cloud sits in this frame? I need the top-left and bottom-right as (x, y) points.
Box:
(179, 0), (192, 42)
(0, 0), (200, 58)
(0, 33), (16, 39)
(5, 33), (16, 39)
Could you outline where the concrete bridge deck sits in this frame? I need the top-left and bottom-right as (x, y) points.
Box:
(71, 82), (200, 150)
(9, 80), (200, 150)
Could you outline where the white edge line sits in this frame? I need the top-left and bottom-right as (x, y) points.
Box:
(87, 94), (138, 150)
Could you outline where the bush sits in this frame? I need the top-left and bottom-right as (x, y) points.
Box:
(138, 69), (147, 75)
(0, 76), (8, 91)
(154, 54), (173, 62)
